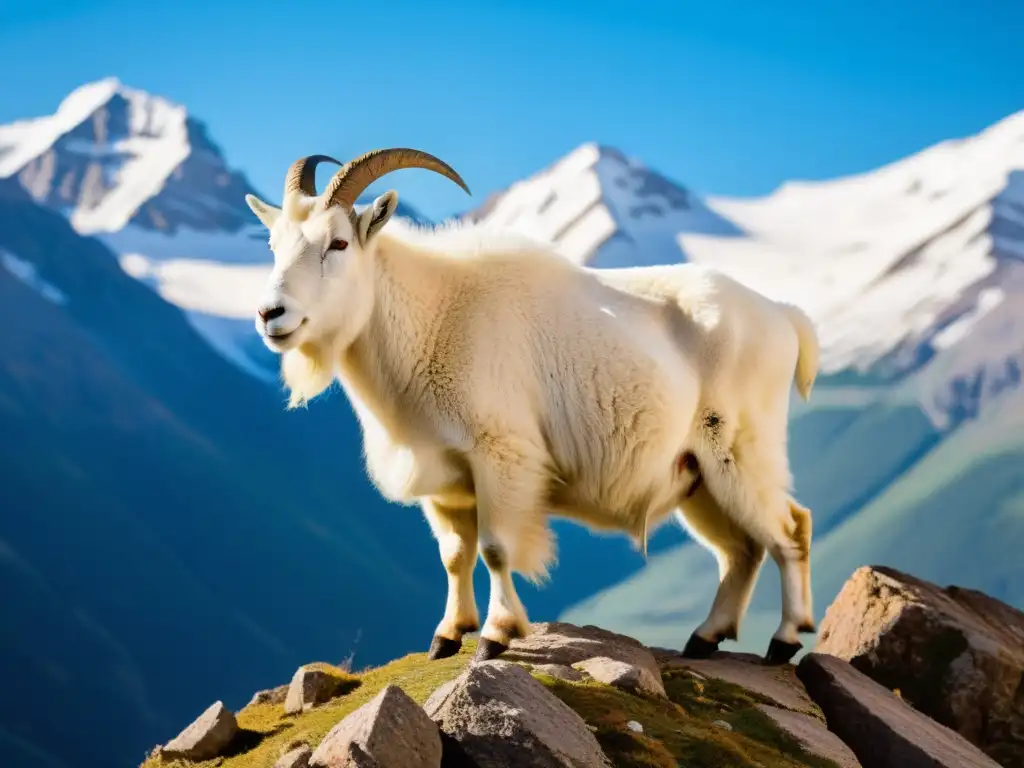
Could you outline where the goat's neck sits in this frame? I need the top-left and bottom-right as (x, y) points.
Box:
(338, 237), (447, 437)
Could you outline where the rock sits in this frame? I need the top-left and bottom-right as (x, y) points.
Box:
(626, 720), (643, 734)
(712, 719), (732, 731)
(505, 622), (666, 697)
(275, 744), (313, 768)
(531, 663), (584, 682)
(248, 684), (289, 708)
(796, 652), (1000, 767)
(424, 659), (612, 767)
(815, 565), (1024, 766)
(285, 665), (352, 715)
(161, 700), (238, 761)
(757, 705), (861, 767)
(656, 649), (821, 716)
(309, 684), (441, 768)
(571, 656), (666, 698)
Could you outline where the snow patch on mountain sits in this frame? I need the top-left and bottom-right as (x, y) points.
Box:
(467, 142), (743, 268)
(0, 78), (121, 177)
(684, 110), (1024, 392)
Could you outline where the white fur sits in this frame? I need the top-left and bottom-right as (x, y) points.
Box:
(246, 183), (821, 654)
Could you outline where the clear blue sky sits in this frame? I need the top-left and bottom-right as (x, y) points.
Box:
(1, 0), (1022, 220)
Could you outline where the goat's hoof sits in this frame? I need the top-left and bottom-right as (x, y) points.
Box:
(764, 638), (802, 665)
(474, 637), (509, 662)
(681, 633), (720, 659)
(797, 620), (817, 634)
(427, 635), (462, 661)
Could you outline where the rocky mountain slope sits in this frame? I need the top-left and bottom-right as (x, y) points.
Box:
(140, 568), (1019, 768)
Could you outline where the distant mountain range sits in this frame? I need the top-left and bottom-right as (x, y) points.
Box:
(0, 77), (1021, 768)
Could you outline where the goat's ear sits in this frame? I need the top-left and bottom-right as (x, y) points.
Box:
(245, 194), (282, 229)
(356, 190), (398, 248)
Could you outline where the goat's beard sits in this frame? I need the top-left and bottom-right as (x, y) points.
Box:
(281, 343), (334, 409)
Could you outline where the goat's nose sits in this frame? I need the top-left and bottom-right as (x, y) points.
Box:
(258, 305), (286, 322)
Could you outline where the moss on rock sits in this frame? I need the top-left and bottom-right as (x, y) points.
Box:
(143, 638), (841, 768)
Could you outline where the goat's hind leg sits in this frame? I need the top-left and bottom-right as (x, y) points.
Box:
(422, 498), (480, 660)
(676, 481), (766, 659)
(693, 413), (816, 665)
(759, 496), (817, 665)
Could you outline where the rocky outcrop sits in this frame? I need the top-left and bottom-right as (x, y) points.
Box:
(249, 684), (289, 708)
(275, 744), (313, 768)
(815, 565), (1024, 766)
(142, 594), (1022, 768)
(504, 621), (666, 697)
(158, 700), (238, 762)
(655, 648), (821, 715)
(797, 652), (1000, 767)
(310, 685), (441, 768)
(424, 660), (612, 768)
(571, 655), (666, 698)
(756, 705), (861, 768)
(285, 664), (357, 715)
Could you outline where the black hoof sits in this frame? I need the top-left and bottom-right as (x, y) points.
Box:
(427, 635), (462, 661)
(797, 621), (817, 634)
(764, 638), (802, 665)
(473, 637), (509, 662)
(681, 633), (720, 659)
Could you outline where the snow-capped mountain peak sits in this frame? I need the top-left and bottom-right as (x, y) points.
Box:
(466, 141), (743, 268)
(0, 76), (257, 237)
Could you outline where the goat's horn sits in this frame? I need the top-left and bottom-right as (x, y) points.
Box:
(321, 148), (470, 210)
(284, 154), (344, 199)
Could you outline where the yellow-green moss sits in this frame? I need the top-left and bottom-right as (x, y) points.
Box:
(142, 640), (478, 768)
(143, 642), (839, 768)
(537, 666), (842, 768)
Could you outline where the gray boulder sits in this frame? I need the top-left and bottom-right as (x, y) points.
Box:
(571, 655), (665, 698)
(161, 700), (238, 761)
(424, 660), (612, 768)
(505, 622), (665, 697)
(309, 684), (442, 768)
(797, 652), (1000, 768)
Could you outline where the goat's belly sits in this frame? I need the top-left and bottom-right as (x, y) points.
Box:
(365, 441), (472, 506)
(549, 464), (685, 540)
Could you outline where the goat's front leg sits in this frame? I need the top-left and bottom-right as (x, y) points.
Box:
(469, 447), (554, 662)
(421, 498), (480, 660)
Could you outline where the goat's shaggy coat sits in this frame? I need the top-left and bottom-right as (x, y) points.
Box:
(247, 175), (821, 664)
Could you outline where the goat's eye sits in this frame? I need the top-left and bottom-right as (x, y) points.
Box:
(328, 239), (349, 252)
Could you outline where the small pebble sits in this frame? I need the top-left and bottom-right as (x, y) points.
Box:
(626, 720), (644, 734)
(712, 719), (733, 731)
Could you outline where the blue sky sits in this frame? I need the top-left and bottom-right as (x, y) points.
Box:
(1, 0), (1022, 220)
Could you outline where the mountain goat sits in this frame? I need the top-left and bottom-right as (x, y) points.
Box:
(244, 148), (821, 664)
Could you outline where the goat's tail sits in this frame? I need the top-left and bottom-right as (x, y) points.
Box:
(779, 302), (820, 401)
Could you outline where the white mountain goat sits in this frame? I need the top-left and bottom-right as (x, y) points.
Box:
(244, 148), (821, 664)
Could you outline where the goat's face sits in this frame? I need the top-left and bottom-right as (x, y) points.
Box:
(243, 150), (470, 355)
(245, 191), (397, 354)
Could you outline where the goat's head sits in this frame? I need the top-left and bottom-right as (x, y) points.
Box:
(244, 148), (470, 355)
